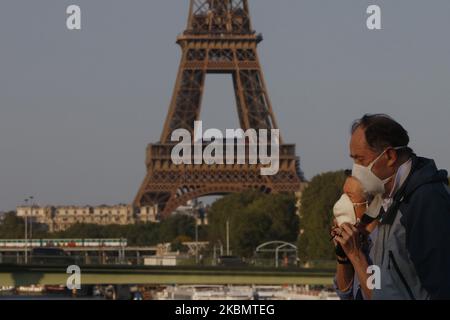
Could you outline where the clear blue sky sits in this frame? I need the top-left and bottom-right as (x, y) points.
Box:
(1, 0), (449, 210)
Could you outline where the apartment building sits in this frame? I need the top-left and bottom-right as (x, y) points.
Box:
(16, 204), (159, 232)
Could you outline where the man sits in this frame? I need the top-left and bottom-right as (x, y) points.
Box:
(335, 114), (450, 300)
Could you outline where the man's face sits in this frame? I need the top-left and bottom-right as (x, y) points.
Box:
(349, 126), (396, 181)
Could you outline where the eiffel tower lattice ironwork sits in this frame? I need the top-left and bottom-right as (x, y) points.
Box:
(134, 0), (305, 217)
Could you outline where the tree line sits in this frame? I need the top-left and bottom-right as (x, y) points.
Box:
(6, 170), (433, 262)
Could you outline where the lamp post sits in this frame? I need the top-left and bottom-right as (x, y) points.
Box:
(226, 219), (230, 256)
(23, 196), (34, 264)
(24, 198), (28, 264)
(29, 196), (34, 250)
(195, 222), (199, 264)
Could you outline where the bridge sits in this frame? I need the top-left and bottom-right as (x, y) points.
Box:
(0, 264), (334, 287)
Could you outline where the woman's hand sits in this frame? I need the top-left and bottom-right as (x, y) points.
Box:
(334, 223), (372, 300)
(334, 223), (364, 261)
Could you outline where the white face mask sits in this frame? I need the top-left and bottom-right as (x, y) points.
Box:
(352, 146), (407, 196)
(333, 193), (368, 227)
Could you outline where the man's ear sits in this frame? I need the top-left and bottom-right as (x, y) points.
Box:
(386, 148), (398, 167)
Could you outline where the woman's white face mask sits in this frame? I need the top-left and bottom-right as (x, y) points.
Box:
(333, 193), (368, 227)
(352, 146), (407, 196)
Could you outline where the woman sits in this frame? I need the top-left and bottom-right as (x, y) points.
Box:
(331, 175), (378, 300)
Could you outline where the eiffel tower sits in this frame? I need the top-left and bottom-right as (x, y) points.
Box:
(134, 0), (304, 217)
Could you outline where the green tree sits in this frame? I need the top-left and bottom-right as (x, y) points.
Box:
(208, 192), (299, 258)
(297, 171), (347, 262)
(0, 212), (25, 238)
(207, 191), (262, 249)
(171, 235), (192, 253)
(158, 214), (196, 243)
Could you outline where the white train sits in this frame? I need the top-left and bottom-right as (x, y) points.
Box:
(0, 239), (127, 248)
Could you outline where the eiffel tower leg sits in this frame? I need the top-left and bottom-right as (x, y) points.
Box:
(161, 67), (206, 143)
(234, 69), (275, 130)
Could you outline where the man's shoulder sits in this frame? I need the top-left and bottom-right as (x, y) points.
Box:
(400, 180), (450, 232)
(407, 180), (450, 207)
(444, 183), (450, 196)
